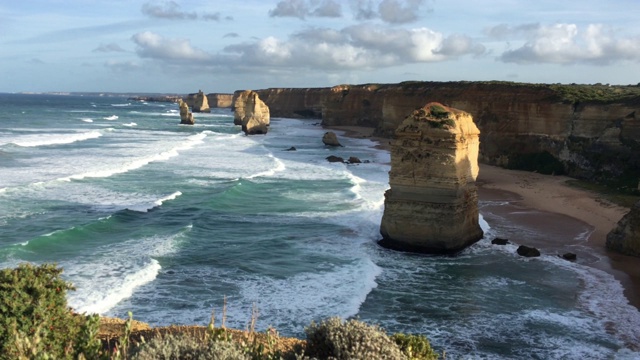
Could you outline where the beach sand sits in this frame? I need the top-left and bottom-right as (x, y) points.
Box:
(329, 125), (640, 311)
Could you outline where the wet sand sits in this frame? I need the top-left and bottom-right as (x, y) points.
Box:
(329, 125), (640, 311)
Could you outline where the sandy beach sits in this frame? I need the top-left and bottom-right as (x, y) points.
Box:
(329, 125), (640, 311)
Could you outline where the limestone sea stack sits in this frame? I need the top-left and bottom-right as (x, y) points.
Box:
(379, 103), (483, 254)
(193, 90), (210, 113)
(178, 99), (195, 125)
(233, 90), (270, 135)
(606, 200), (640, 257)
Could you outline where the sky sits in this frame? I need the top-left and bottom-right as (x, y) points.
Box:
(1, 0), (639, 94)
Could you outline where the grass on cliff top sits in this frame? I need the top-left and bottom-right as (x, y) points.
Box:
(392, 80), (640, 104)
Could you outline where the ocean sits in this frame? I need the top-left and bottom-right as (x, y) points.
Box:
(1, 93), (639, 359)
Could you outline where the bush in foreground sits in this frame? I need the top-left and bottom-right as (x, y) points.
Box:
(0, 263), (102, 359)
(132, 333), (249, 360)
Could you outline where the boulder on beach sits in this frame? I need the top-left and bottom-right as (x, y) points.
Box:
(379, 103), (483, 254)
(322, 132), (343, 147)
(561, 252), (577, 261)
(233, 90), (270, 135)
(347, 156), (362, 164)
(606, 200), (640, 257)
(178, 99), (195, 125)
(491, 238), (510, 245)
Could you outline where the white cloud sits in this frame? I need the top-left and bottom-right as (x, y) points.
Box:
(378, 0), (424, 24)
(93, 43), (126, 53)
(131, 31), (212, 63)
(141, 1), (196, 20)
(269, 0), (342, 19)
(499, 23), (640, 65)
(435, 34), (486, 57)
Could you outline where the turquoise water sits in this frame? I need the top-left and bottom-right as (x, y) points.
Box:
(1, 93), (639, 359)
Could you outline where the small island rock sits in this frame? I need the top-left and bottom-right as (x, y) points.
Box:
(517, 245), (541, 257)
(233, 90), (270, 135)
(178, 99), (195, 125)
(322, 132), (343, 147)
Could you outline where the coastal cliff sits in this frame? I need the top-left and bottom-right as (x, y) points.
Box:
(184, 92), (233, 108)
(233, 90), (270, 135)
(379, 103), (483, 253)
(252, 82), (640, 189)
(607, 200), (640, 257)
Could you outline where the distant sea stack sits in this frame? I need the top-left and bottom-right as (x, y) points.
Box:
(192, 90), (210, 113)
(233, 90), (270, 135)
(606, 200), (640, 257)
(178, 99), (195, 125)
(379, 103), (483, 254)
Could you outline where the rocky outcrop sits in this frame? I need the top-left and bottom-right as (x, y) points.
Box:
(517, 245), (541, 257)
(192, 90), (210, 113)
(178, 99), (194, 125)
(322, 132), (343, 147)
(233, 90), (270, 135)
(607, 200), (640, 257)
(379, 103), (483, 254)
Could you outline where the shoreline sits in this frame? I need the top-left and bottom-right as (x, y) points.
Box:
(328, 125), (640, 311)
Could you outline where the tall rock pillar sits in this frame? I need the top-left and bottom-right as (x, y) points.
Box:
(380, 103), (483, 254)
(233, 90), (270, 135)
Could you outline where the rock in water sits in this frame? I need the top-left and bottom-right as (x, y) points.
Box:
(379, 103), (483, 254)
(517, 245), (541, 257)
(178, 99), (195, 125)
(233, 90), (270, 135)
(607, 200), (640, 257)
(193, 90), (210, 113)
(322, 132), (343, 147)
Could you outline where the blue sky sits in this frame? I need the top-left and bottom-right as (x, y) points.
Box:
(1, 0), (639, 93)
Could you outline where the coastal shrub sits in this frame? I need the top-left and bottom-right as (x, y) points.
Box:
(132, 333), (250, 360)
(0, 263), (102, 359)
(392, 333), (439, 360)
(303, 317), (405, 360)
(428, 105), (450, 119)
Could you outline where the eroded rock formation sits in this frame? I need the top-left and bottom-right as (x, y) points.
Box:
(178, 99), (194, 125)
(207, 93), (233, 108)
(607, 200), (640, 257)
(193, 90), (210, 113)
(233, 90), (270, 135)
(379, 103), (483, 254)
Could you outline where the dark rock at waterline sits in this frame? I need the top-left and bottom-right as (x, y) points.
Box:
(326, 155), (344, 163)
(166, 270), (175, 275)
(517, 245), (540, 257)
(322, 131), (343, 147)
(491, 237), (510, 245)
(561, 252), (577, 261)
(285, 146), (297, 151)
(348, 156), (362, 164)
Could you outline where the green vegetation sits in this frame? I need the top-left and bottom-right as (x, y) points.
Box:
(0, 263), (103, 359)
(428, 105), (450, 120)
(1, 263), (441, 360)
(566, 179), (640, 208)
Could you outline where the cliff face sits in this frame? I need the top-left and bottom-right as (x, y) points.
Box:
(252, 88), (328, 118)
(607, 200), (640, 257)
(251, 82), (639, 187)
(380, 103), (483, 254)
(207, 93), (233, 108)
(193, 90), (210, 113)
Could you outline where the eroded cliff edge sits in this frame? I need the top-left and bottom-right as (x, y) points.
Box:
(379, 103), (483, 254)
(252, 82), (640, 189)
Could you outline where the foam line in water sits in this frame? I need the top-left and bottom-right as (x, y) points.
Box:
(60, 132), (208, 181)
(80, 118), (93, 123)
(10, 130), (103, 147)
(127, 191), (182, 212)
(122, 122), (137, 127)
(103, 115), (118, 120)
(245, 154), (286, 179)
(111, 103), (131, 107)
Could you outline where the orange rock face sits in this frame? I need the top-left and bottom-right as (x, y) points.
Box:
(379, 103), (483, 254)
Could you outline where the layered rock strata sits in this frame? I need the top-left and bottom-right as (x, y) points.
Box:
(607, 201), (640, 257)
(207, 93), (233, 108)
(178, 99), (194, 125)
(233, 90), (270, 135)
(192, 90), (210, 113)
(380, 103), (483, 254)
(247, 82), (640, 188)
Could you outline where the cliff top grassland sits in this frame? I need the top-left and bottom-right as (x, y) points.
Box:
(332, 81), (640, 105)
